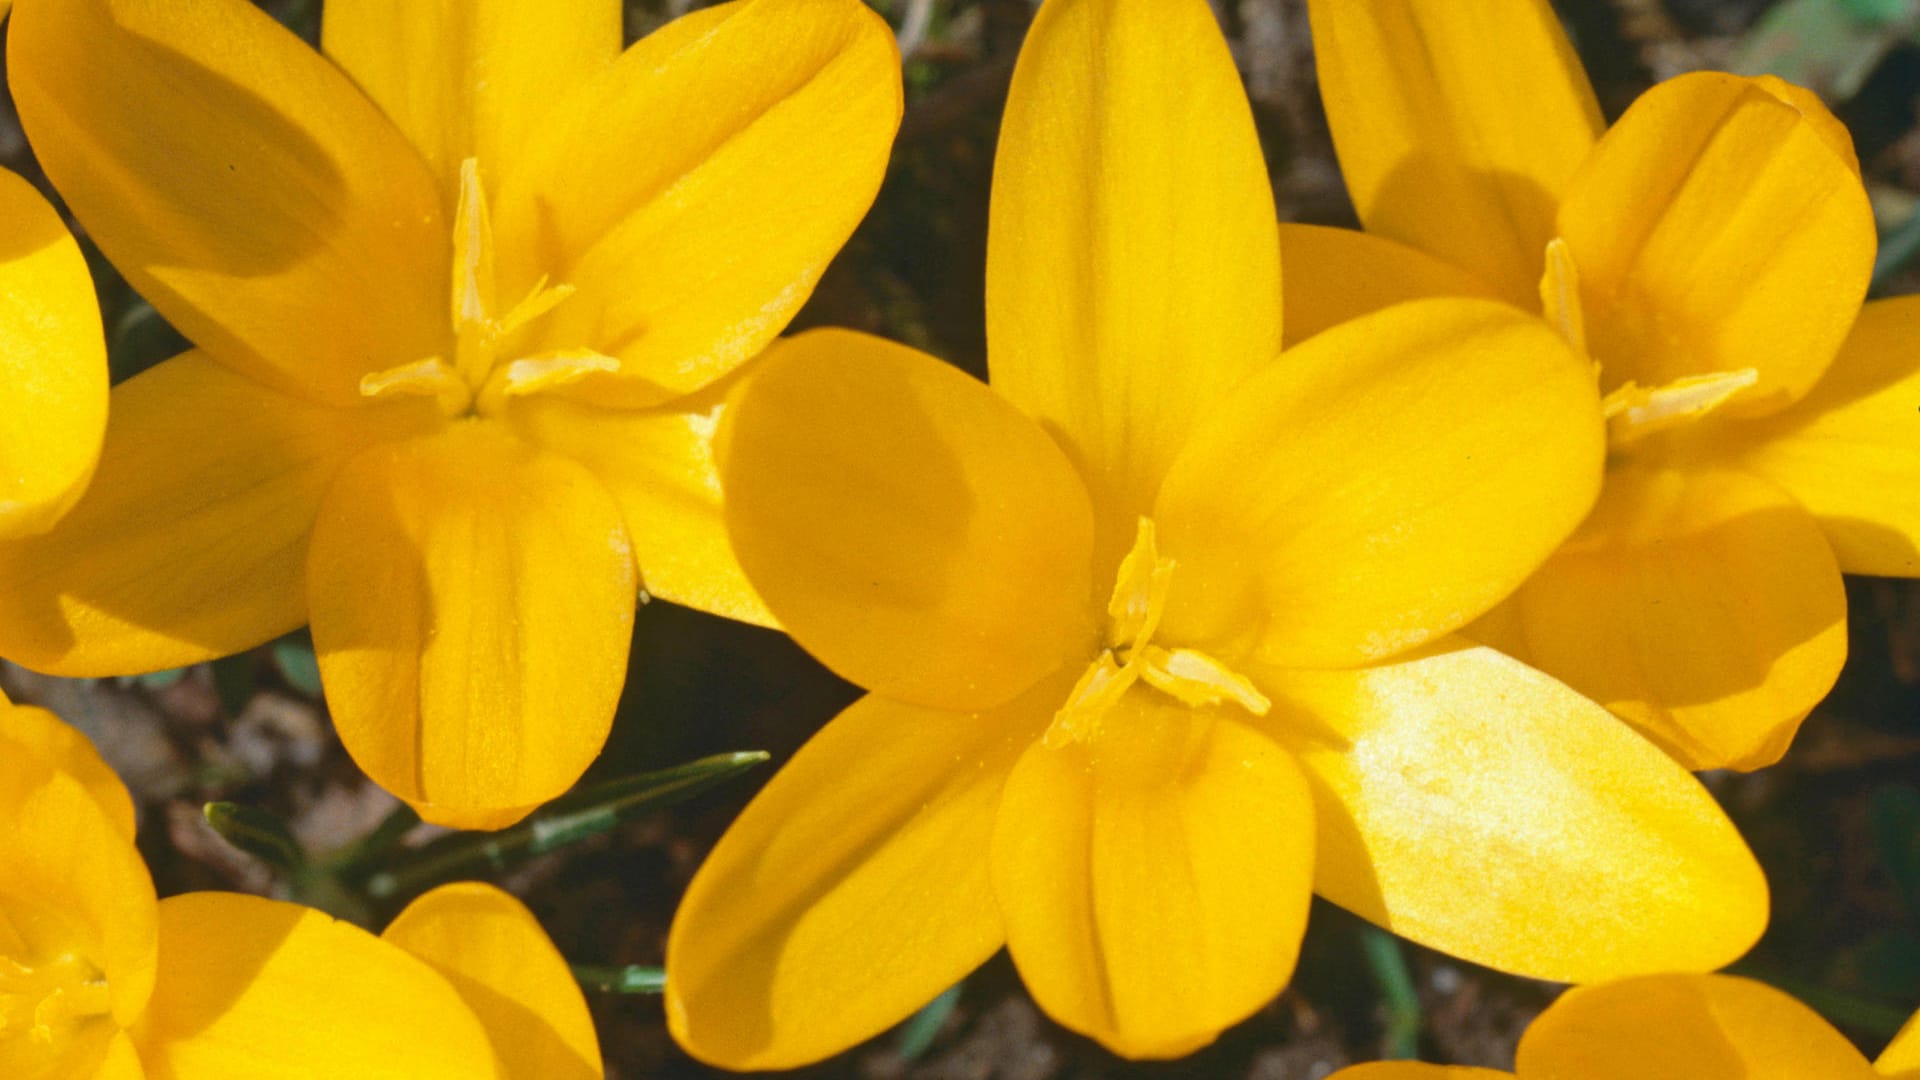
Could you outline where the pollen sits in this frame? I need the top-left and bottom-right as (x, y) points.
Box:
(1046, 518), (1269, 747)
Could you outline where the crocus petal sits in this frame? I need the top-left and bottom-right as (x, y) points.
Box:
(381, 883), (601, 1080)
(321, 0), (621, 202)
(991, 695), (1315, 1059)
(1511, 463), (1846, 771)
(1307, 0), (1602, 305)
(0, 703), (135, 840)
(1722, 295), (1920, 577)
(985, 0), (1281, 529)
(130, 894), (499, 1080)
(719, 329), (1094, 712)
(0, 730), (157, 1034)
(1259, 641), (1767, 984)
(1154, 299), (1602, 670)
(668, 690), (1043, 1070)
(509, 372), (774, 628)
(308, 423), (636, 829)
(8, 0), (447, 407)
(1879, 1009), (1920, 1076)
(0, 166), (105, 539)
(1278, 223), (1501, 349)
(1559, 72), (1873, 417)
(1515, 974), (1877, 1079)
(1328, 1060), (1505, 1068)
(0, 351), (433, 676)
(492, 0), (900, 406)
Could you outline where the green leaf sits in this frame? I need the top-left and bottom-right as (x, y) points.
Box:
(1872, 785), (1920, 915)
(270, 636), (324, 698)
(1732, 0), (1916, 101)
(896, 983), (962, 1061)
(361, 750), (771, 900)
(573, 964), (665, 994)
(1360, 926), (1421, 1059)
(204, 801), (307, 874)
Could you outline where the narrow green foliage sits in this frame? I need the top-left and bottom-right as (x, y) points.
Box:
(896, 984), (962, 1061)
(362, 750), (771, 901)
(270, 636), (325, 698)
(204, 801), (307, 874)
(1733, 0), (1917, 101)
(1360, 927), (1421, 1059)
(573, 964), (666, 995)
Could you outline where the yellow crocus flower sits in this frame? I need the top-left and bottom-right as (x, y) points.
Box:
(0, 161), (106, 540)
(664, 0), (1767, 1066)
(0, 0), (902, 828)
(1330, 971), (1920, 1079)
(0, 699), (602, 1079)
(1293, 0), (1884, 771)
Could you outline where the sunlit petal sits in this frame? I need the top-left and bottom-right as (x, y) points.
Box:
(1559, 72), (1873, 416)
(720, 329), (1094, 712)
(382, 883), (600, 1080)
(1721, 295), (1920, 577)
(0, 167), (105, 538)
(1155, 299), (1602, 669)
(668, 691), (1041, 1070)
(321, 0), (620, 202)
(309, 423), (635, 829)
(1278, 223), (1500, 349)
(1878, 1007), (1920, 1077)
(0, 351), (433, 676)
(0, 703), (135, 840)
(1307, 0), (1602, 304)
(494, 0), (901, 406)
(1516, 974), (1878, 1079)
(986, 0), (1280, 531)
(992, 694), (1314, 1059)
(1259, 641), (1767, 984)
(9, 0), (447, 405)
(509, 371), (773, 627)
(130, 894), (499, 1079)
(1511, 463), (1846, 770)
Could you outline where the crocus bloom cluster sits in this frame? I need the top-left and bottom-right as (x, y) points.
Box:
(1294, 0), (1895, 771)
(0, 162), (105, 539)
(1330, 972), (1920, 1079)
(664, 0), (1769, 1066)
(0, 698), (602, 1078)
(0, 0), (902, 827)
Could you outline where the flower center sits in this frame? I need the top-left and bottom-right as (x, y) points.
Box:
(1044, 518), (1269, 747)
(0, 903), (112, 1073)
(358, 158), (617, 418)
(1539, 237), (1757, 452)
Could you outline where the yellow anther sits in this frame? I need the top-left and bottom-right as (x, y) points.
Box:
(1538, 237), (1587, 355)
(474, 349), (620, 416)
(1137, 646), (1271, 714)
(1603, 368), (1759, 447)
(1106, 517), (1175, 649)
(496, 278), (576, 341)
(1045, 653), (1139, 748)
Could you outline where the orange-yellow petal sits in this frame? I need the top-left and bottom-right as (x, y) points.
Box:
(1259, 641), (1767, 984)
(493, 0), (901, 406)
(130, 893), (499, 1080)
(991, 694), (1314, 1059)
(1879, 1008), (1920, 1076)
(1516, 974), (1877, 1079)
(1559, 72), (1874, 417)
(1278, 223), (1501, 349)
(308, 423), (635, 829)
(509, 371), (774, 628)
(1510, 463), (1846, 771)
(0, 350), (432, 677)
(667, 690), (1041, 1070)
(381, 883), (600, 1080)
(1307, 0), (1602, 305)
(0, 703), (135, 840)
(985, 0), (1280, 530)
(1154, 299), (1602, 670)
(8, 0), (447, 406)
(719, 329), (1094, 712)
(0, 166), (105, 539)
(321, 0), (621, 203)
(0, 729), (157, 1038)
(1721, 295), (1920, 577)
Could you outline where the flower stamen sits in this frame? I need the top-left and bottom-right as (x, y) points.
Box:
(1604, 368), (1759, 448)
